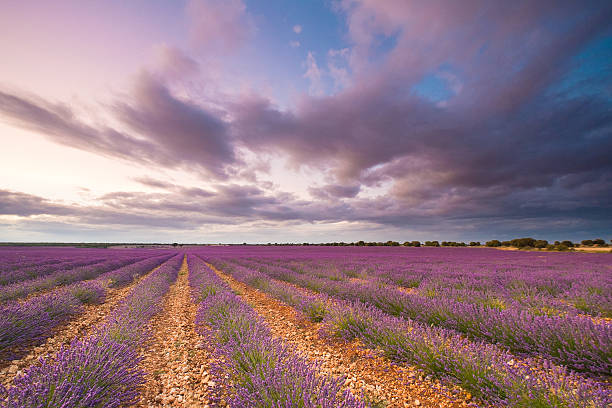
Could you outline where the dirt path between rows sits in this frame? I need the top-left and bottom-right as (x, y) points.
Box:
(136, 257), (211, 407)
(207, 262), (472, 408)
(0, 262), (166, 388)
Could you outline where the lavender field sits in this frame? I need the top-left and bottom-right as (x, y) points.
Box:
(0, 245), (608, 407)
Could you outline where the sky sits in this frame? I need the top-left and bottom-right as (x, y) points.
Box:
(0, 0), (611, 243)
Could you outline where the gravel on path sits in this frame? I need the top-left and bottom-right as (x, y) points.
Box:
(137, 256), (212, 407)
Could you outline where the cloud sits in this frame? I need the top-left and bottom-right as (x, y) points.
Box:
(152, 44), (200, 81)
(114, 71), (235, 178)
(293, 24), (302, 34)
(303, 52), (323, 96)
(0, 72), (236, 179)
(328, 48), (349, 58)
(133, 176), (175, 189)
(2, 1), (612, 240)
(186, 0), (254, 54)
(309, 183), (361, 200)
(0, 88), (163, 165)
(0, 190), (73, 217)
(289, 41), (301, 48)
(230, 1), (612, 231)
(327, 48), (351, 90)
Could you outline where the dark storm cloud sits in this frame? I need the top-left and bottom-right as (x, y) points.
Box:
(234, 1), (612, 186)
(231, 0), (612, 230)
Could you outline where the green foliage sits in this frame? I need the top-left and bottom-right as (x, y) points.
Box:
(302, 301), (328, 322)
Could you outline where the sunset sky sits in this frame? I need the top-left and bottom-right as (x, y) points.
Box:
(1, 0), (611, 243)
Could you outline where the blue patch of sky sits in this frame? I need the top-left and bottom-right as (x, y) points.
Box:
(548, 32), (612, 101)
(369, 31), (400, 62)
(242, 0), (349, 105)
(411, 64), (462, 104)
(412, 74), (453, 103)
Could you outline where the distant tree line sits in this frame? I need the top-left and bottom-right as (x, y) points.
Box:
(485, 238), (610, 251)
(257, 238), (611, 251)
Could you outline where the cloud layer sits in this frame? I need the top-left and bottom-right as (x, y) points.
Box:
(1, 0), (611, 241)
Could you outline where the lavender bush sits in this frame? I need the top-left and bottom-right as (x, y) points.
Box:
(187, 255), (367, 408)
(220, 257), (612, 375)
(0, 254), (174, 360)
(1, 254), (183, 407)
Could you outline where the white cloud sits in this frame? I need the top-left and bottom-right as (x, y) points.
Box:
(290, 41), (301, 48)
(327, 48), (351, 91)
(328, 48), (349, 58)
(303, 51), (323, 96)
(293, 24), (302, 34)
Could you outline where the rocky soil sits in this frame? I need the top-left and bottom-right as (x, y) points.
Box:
(136, 257), (212, 407)
(208, 262), (476, 408)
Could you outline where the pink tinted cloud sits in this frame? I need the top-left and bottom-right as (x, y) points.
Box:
(152, 44), (200, 81)
(1, 0), (611, 235)
(186, 0), (255, 54)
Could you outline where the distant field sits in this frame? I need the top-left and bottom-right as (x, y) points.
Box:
(572, 246), (612, 252)
(0, 246), (610, 407)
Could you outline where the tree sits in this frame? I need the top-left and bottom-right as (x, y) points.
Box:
(172, 243), (178, 247)
(469, 241), (481, 246)
(424, 240), (440, 247)
(412, 241), (421, 247)
(534, 240), (548, 248)
(485, 240), (502, 247)
(581, 239), (594, 246)
(510, 238), (536, 248)
(593, 238), (606, 246)
(560, 240), (574, 247)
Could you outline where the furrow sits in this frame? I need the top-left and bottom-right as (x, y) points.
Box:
(208, 262), (469, 408)
(136, 257), (212, 407)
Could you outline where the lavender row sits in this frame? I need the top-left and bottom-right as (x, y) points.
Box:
(234, 247), (612, 318)
(231, 257), (612, 376)
(0, 256), (107, 286)
(0, 248), (100, 274)
(0, 247), (152, 281)
(207, 257), (612, 408)
(0, 254), (173, 360)
(0, 256), (145, 302)
(0, 254), (183, 407)
(244, 255), (612, 319)
(187, 255), (366, 408)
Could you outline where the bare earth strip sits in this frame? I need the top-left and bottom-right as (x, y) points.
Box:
(136, 257), (212, 407)
(208, 263), (473, 408)
(0, 263), (165, 387)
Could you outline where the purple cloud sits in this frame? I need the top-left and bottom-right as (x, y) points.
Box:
(186, 0), (254, 54)
(1, 0), (611, 240)
(0, 72), (235, 179)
